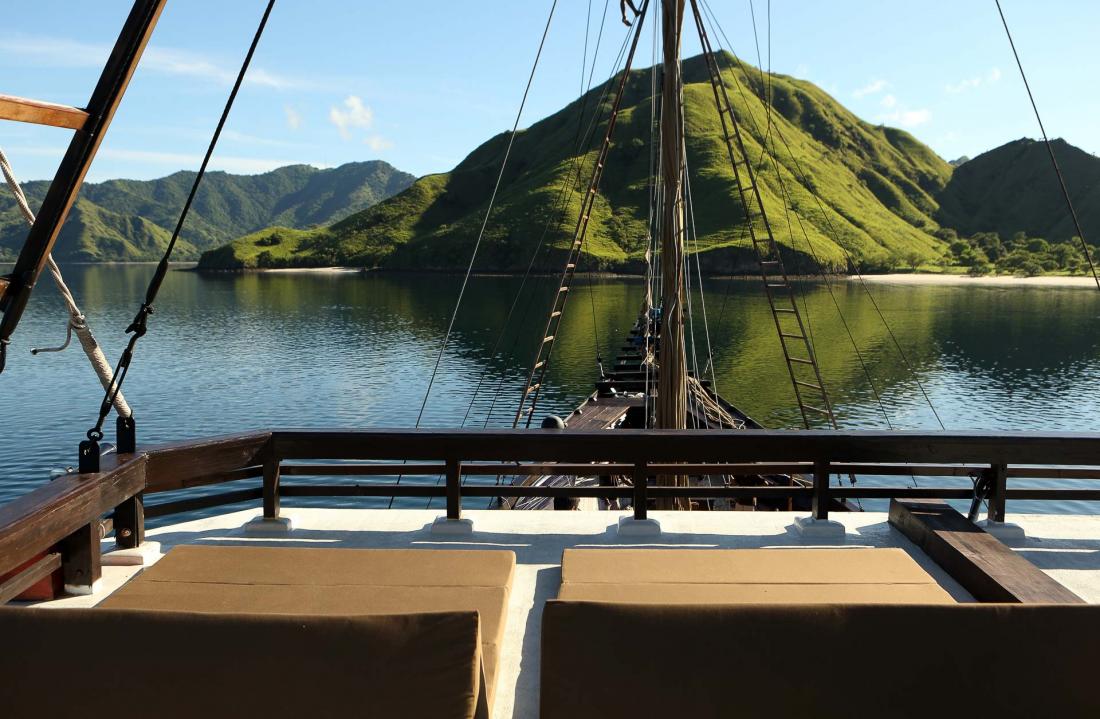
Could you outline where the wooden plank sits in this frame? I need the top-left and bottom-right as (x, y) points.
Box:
(145, 487), (263, 519)
(0, 94), (88, 130)
(270, 428), (1100, 466)
(112, 493), (144, 549)
(0, 552), (60, 604)
(61, 522), (100, 592)
(144, 431), (270, 493)
(0, 455), (146, 577)
(262, 457), (280, 519)
(889, 499), (1084, 604)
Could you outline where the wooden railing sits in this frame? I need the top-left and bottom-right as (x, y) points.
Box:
(2, 428), (1100, 601)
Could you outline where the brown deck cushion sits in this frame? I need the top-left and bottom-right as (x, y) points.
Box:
(101, 546), (514, 706)
(560, 547), (955, 604)
(0, 607), (484, 719)
(541, 601), (1100, 718)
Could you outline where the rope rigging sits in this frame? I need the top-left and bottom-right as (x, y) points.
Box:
(79, 0), (276, 471)
(0, 148), (131, 418)
(994, 0), (1100, 293)
(461, 8), (633, 434)
(702, 0), (946, 430)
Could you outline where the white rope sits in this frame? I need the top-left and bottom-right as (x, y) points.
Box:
(1, 147), (131, 418)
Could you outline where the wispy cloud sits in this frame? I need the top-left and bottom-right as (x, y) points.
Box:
(13, 145), (325, 176)
(284, 105), (302, 130)
(0, 33), (301, 90)
(946, 67), (1002, 94)
(329, 95), (392, 151)
(878, 108), (931, 128)
(880, 94), (897, 109)
(853, 79), (889, 98)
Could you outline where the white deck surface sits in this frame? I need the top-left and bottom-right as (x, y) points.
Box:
(39, 508), (1100, 719)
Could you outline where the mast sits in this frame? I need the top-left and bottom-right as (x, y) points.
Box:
(656, 0), (687, 434)
(655, 0), (689, 508)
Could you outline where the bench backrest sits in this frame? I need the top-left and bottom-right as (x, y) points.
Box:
(1, 607), (487, 719)
(541, 601), (1100, 718)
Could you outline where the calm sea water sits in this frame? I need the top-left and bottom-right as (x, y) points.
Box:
(2, 266), (1099, 514)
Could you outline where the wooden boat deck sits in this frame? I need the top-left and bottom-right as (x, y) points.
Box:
(30, 508), (1100, 719)
(564, 394), (640, 431)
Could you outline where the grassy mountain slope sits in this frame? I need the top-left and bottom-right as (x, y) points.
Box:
(0, 161), (414, 262)
(201, 53), (952, 272)
(936, 138), (1100, 241)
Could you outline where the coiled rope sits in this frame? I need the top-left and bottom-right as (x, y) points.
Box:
(1, 147), (131, 417)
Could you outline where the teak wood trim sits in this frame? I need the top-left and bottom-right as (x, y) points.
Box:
(270, 428), (1100, 465)
(143, 431), (270, 493)
(888, 499), (1084, 604)
(0, 455), (146, 577)
(0, 552), (60, 604)
(0, 94), (89, 130)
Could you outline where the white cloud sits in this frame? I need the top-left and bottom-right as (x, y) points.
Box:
(365, 135), (393, 152)
(853, 79), (889, 98)
(880, 94), (897, 109)
(284, 105), (302, 130)
(946, 67), (1002, 94)
(0, 34), (299, 90)
(97, 148), (323, 174)
(878, 108), (931, 128)
(329, 95), (375, 140)
(329, 95), (392, 151)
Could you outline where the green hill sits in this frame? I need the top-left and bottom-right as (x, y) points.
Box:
(199, 53), (953, 272)
(0, 161), (414, 262)
(936, 138), (1100, 241)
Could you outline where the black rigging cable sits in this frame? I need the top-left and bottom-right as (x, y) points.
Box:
(461, 8), (629, 431)
(410, 0), (559, 430)
(396, 0), (559, 507)
(702, 0), (946, 429)
(994, 0), (1100, 292)
(79, 0), (276, 467)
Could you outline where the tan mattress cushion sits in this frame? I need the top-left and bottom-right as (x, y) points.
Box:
(560, 547), (954, 604)
(101, 546), (514, 705)
(541, 601), (1100, 719)
(0, 607), (483, 719)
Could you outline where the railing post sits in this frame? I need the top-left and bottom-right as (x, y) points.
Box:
(812, 460), (831, 521)
(446, 459), (462, 520)
(113, 494), (144, 549)
(262, 453), (281, 519)
(633, 461), (647, 521)
(60, 522), (101, 594)
(987, 463), (1008, 523)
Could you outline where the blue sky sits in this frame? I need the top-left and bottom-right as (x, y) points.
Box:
(2, 0), (1096, 182)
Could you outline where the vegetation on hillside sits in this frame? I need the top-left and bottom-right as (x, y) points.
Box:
(935, 228), (1098, 277)
(199, 53), (953, 272)
(0, 161), (414, 262)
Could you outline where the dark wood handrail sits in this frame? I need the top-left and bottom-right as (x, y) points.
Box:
(3, 427), (1100, 601)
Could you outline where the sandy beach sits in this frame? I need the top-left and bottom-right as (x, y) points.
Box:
(851, 273), (1100, 288)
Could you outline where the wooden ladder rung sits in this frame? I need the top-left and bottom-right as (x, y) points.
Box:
(525, 383), (541, 395)
(0, 94), (88, 130)
(795, 380), (823, 391)
(774, 308), (797, 314)
(541, 335), (555, 344)
(789, 357), (815, 365)
(780, 332), (805, 340)
(803, 405), (832, 415)
(550, 311), (562, 318)
(533, 361), (545, 371)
